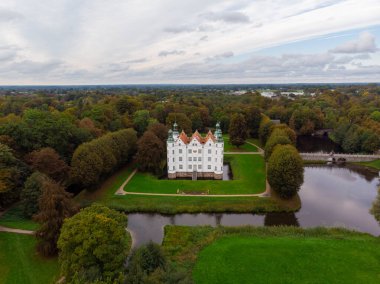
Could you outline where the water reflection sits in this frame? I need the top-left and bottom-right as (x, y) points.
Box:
(297, 135), (342, 153)
(127, 165), (380, 248)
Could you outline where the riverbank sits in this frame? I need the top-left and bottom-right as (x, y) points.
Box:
(162, 226), (380, 284)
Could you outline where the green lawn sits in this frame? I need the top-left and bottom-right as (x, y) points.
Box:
(163, 226), (380, 284)
(356, 159), (380, 170)
(125, 155), (265, 195)
(0, 205), (38, 230)
(223, 135), (258, 152)
(0, 232), (59, 284)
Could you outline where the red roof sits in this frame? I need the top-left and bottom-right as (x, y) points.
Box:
(178, 130), (215, 144)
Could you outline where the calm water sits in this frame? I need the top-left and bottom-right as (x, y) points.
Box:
(127, 165), (380, 248)
(297, 135), (342, 153)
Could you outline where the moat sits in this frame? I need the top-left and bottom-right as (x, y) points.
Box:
(127, 165), (380, 248)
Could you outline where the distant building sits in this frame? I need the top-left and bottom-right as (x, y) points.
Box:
(167, 122), (224, 180)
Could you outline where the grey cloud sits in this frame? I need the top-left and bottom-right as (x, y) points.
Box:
(164, 25), (194, 34)
(205, 51), (234, 61)
(0, 9), (23, 22)
(200, 35), (208, 41)
(200, 11), (250, 23)
(124, 58), (147, 64)
(330, 32), (378, 53)
(158, 50), (185, 57)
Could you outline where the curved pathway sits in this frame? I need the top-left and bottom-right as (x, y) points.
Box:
(0, 226), (34, 235)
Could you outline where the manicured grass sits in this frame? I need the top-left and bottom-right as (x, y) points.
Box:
(162, 226), (380, 284)
(247, 138), (263, 149)
(0, 205), (38, 230)
(125, 155), (266, 195)
(223, 135), (258, 152)
(0, 232), (59, 284)
(356, 159), (380, 170)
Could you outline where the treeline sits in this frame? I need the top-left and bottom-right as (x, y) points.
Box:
(71, 128), (137, 187)
(260, 115), (304, 198)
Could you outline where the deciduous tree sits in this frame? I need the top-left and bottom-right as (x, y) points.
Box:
(229, 113), (247, 147)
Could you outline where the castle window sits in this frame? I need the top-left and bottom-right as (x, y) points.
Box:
(198, 165), (201, 169)
(198, 157), (201, 161)
(179, 157), (182, 161)
(208, 157), (211, 162)
(215, 158), (217, 162)
(189, 165), (192, 169)
(189, 157), (192, 161)
(188, 149), (191, 154)
(215, 166), (217, 171)
(173, 158), (175, 162)
(179, 165), (183, 170)
(208, 165), (211, 170)
(179, 149), (182, 154)
(173, 166), (175, 170)
(216, 150), (217, 154)
(198, 149), (201, 153)
(208, 149), (211, 154)
(172, 150), (174, 154)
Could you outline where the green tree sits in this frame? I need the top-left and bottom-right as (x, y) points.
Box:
(34, 178), (78, 256)
(136, 131), (166, 174)
(147, 122), (169, 143)
(133, 110), (156, 135)
(259, 115), (274, 146)
(20, 172), (47, 218)
(244, 106), (261, 138)
(264, 134), (292, 161)
(58, 204), (130, 283)
(228, 113), (247, 147)
(370, 111), (380, 122)
(125, 242), (167, 284)
(267, 145), (304, 198)
(166, 113), (192, 134)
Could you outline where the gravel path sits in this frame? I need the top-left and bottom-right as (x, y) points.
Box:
(0, 226), (34, 235)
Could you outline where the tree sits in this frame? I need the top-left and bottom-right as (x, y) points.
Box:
(133, 110), (156, 135)
(370, 111), (380, 122)
(271, 124), (297, 145)
(267, 145), (304, 198)
(58, 204), (130, 283)
(264, 134), (292, 161)
(136, 131), (165, 174)
(147, 122), (169, 143)
(244, 106), (261, 138)
(0, 143), (30, 208)
(228, 113), (247, 147)
(70, 129), (137, 187)
(20, 172), (47, 218)
(26, 147), (69, 182)
(166, 113), (192, 134)
(34, 178), (78, 256)
(125, 242), (167, 284)
(259, 115), (274, 146)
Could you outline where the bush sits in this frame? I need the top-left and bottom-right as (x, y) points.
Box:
(259, 115), (274, 146)
(264, 135), (291, 161)
(267, 145), (304, 198)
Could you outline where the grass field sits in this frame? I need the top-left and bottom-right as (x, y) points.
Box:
(163, 226), (380, 284)
(356, 159), (380, 170)
(0, 205), (38, 230)
(125, 155), (265, 195)
(0, 232), (59, 284)
(223, 135), (258, 152)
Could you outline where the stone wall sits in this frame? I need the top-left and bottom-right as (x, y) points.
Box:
(168, 172), (222, 179)
(300, 153), (380, 162)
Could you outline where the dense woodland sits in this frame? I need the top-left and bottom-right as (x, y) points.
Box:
(1, 84), (380, 283)
(1, 84), (380, 208)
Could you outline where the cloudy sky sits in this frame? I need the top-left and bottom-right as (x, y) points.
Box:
(0, 0), (380, 84)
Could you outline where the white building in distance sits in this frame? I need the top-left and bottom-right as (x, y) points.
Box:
(167, 122), (224, 180)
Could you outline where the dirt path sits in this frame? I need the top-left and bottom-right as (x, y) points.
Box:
(246, 141), (264, 153)
(0, 226), (34, 235)
(224, 152), (262, 155)
(115, 169), (138, 195)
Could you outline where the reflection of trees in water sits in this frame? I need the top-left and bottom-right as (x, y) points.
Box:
(264, 212), (300, 227)
(305, 164), (377, 182)
(370, 188), (380, 225)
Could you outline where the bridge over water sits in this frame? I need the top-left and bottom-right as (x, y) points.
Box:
(300, 153), (380, 162)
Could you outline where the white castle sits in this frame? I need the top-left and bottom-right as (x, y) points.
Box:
(167, 122), (224, 180)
